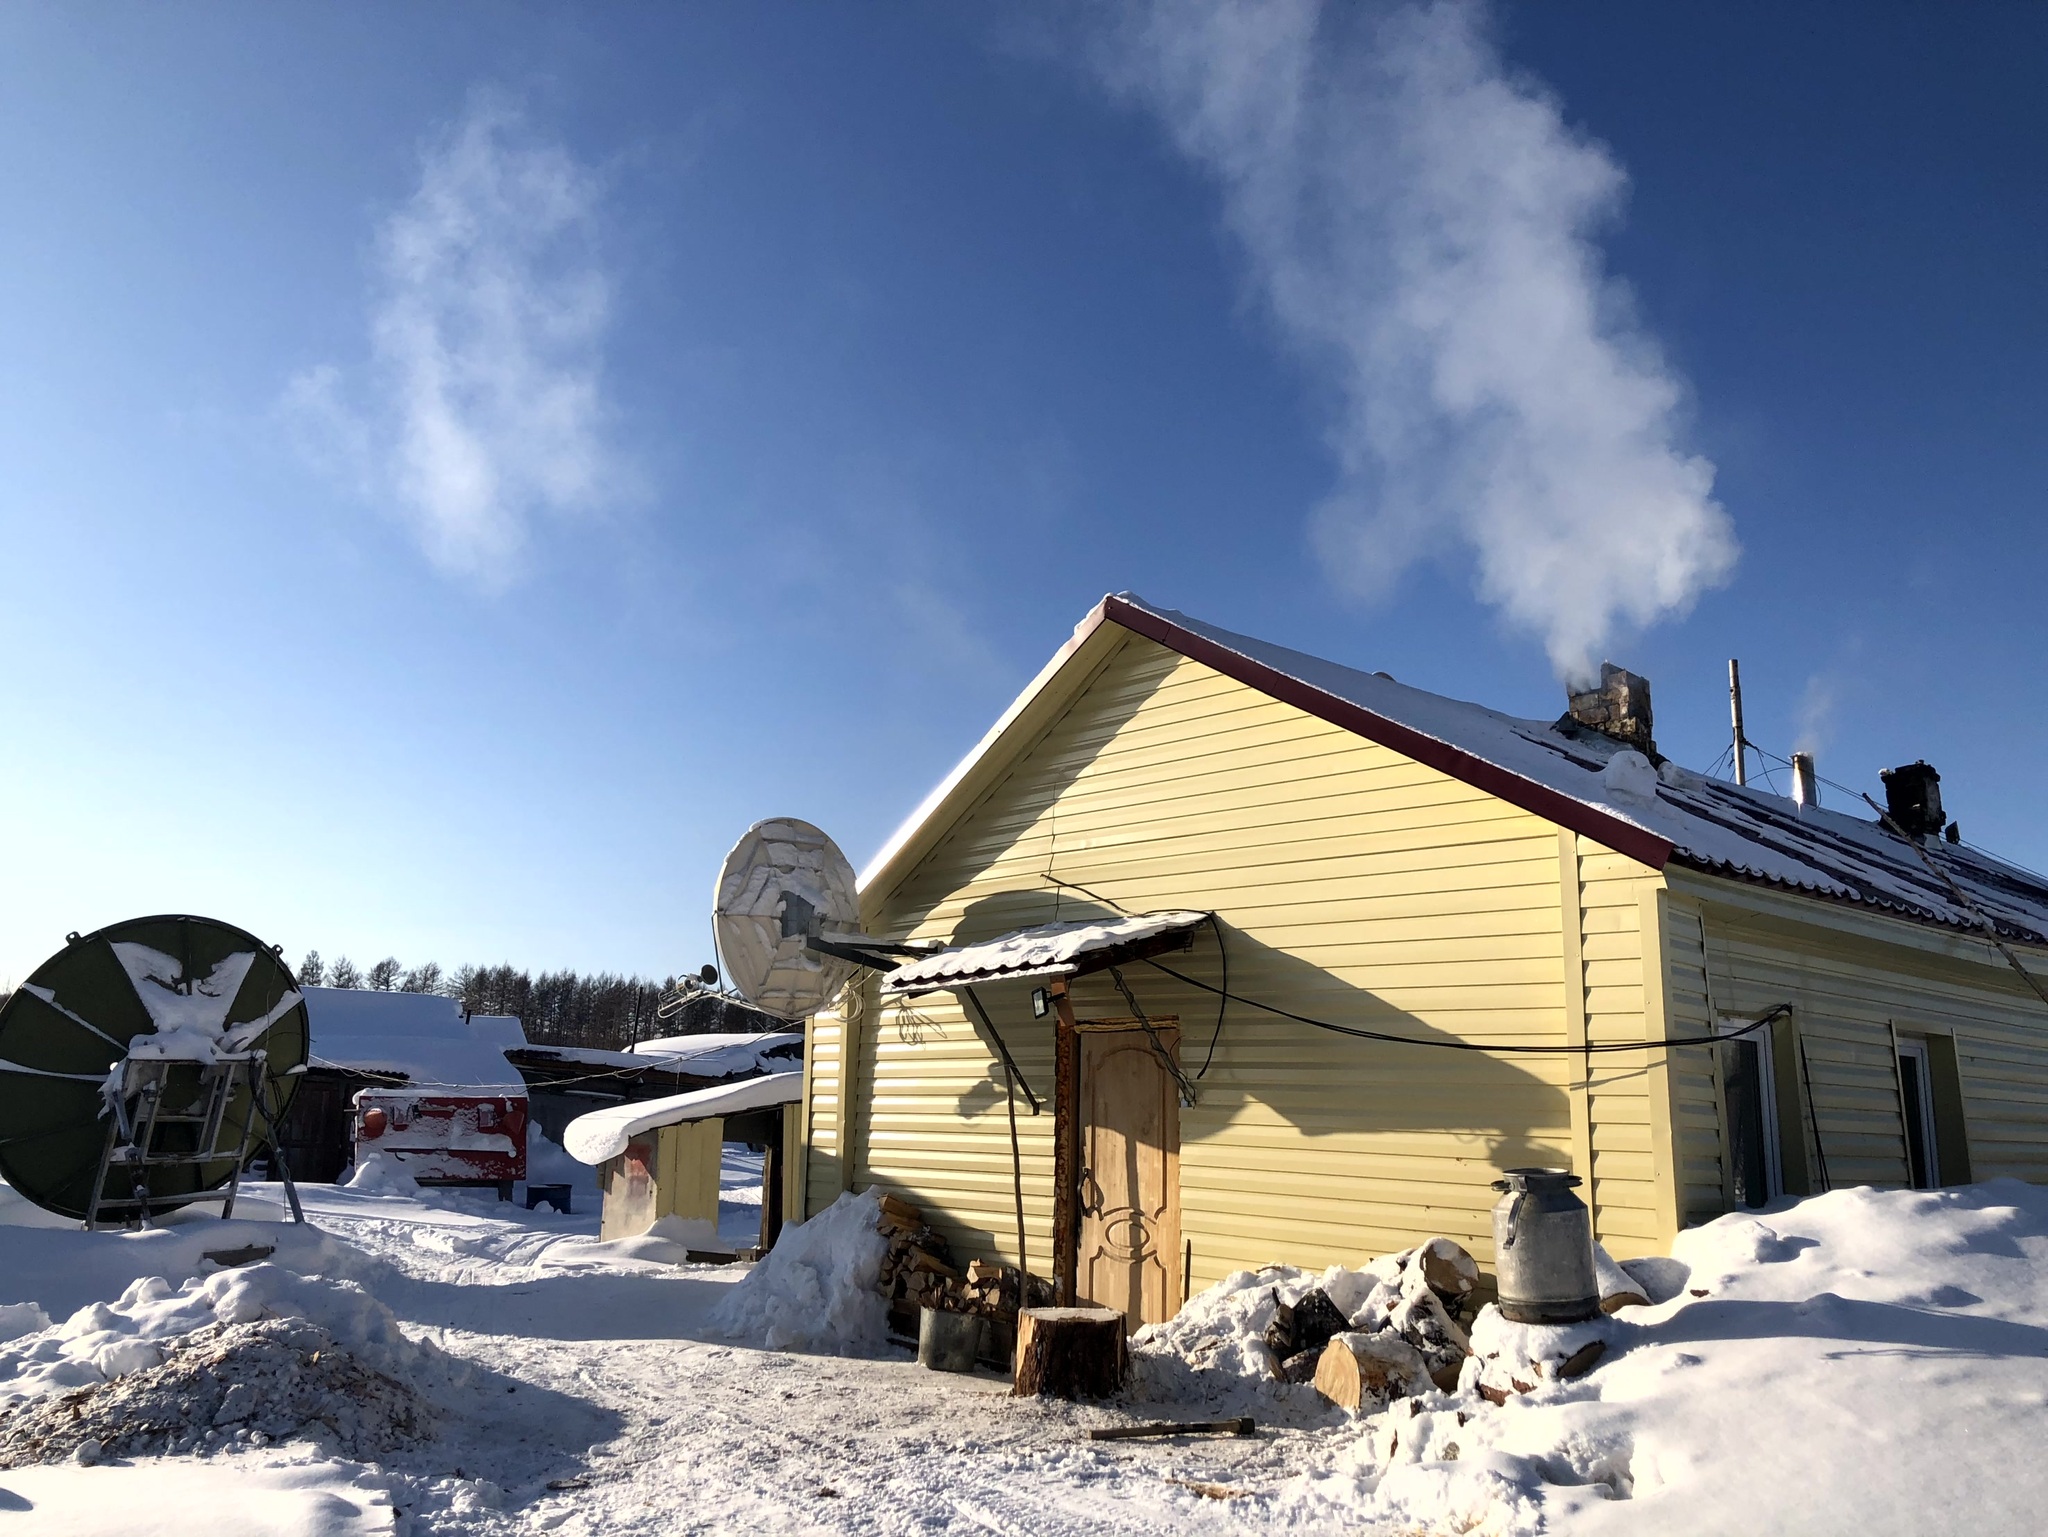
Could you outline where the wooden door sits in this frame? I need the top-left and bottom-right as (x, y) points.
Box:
(1077, 1025), (1181, 1326)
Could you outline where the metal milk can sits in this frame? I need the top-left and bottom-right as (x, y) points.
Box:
(1490, 1168), (1600, 1324)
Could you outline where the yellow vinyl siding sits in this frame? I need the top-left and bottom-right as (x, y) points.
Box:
(800, 1006), (847, 1218)
(1573, 840), (1672, 1256)
(858, 977), (1059, 1266)
(1661, 899), (1727, 1225)
(1665, 869), (2048, 1209)
(829, 632), (1672, 1289)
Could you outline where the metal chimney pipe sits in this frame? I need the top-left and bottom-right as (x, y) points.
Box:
(1791, 752), (1818, 809)
(1728, 660), (1748, 787)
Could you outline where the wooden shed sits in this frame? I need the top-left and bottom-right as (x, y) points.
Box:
(566, 1072), (807, 1254)
(797, 593), (2048, 1325)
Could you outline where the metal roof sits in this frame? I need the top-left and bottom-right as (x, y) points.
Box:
(861, 593), (2048, 951)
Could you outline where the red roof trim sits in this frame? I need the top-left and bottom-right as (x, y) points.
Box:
(1103, 596), (1676, 871)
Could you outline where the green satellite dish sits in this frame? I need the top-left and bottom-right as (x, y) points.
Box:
(0, 915), (309, 1223)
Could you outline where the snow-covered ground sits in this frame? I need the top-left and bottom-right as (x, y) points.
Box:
(3, 1165), (2047, 1535)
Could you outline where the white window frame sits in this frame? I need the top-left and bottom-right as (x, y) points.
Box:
(1715, 1013), (1784, 1204)
(1896, 1036), (1941, 1189)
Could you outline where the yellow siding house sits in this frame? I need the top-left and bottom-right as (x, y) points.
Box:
(799, 595), (2048, 1322)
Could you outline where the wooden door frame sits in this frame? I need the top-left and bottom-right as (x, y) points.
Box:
(1051, 982), (1081, 1303)
(1048, 979), (1183, 1310)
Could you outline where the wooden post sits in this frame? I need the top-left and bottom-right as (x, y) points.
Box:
(1049, 980), (1081, 1306)
(1012, 1306), (1126, 1398)
(758, 1113), (784, 1252)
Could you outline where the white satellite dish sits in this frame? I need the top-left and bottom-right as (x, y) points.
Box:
(712, 817), (943, 1022)
(712, 818), (865, 1022)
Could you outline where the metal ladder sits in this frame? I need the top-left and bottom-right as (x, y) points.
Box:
(84, 1051), (305, 1231)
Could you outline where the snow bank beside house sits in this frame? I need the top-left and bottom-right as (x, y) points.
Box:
(1272, 1179), (2048, 1535)
(1129, 1238), (1476, 1421)
(711, 1188), (888, 1353)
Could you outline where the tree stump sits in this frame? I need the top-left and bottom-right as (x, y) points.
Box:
(1012, 1307), (1127, 1398)
(1311, 1331), (1432, 1412)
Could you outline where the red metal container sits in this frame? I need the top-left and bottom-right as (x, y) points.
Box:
(351, 1089), (528, 1191)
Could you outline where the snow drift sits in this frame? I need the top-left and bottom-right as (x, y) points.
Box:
(1272, 1180), (2048, 1535)
(0, 1262), (431, 1408)
(711, 1188), (888, 1354)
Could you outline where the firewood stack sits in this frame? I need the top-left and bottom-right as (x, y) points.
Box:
(1264, 1236), (1485, 1412)
(873, 1193), (1054, 1354)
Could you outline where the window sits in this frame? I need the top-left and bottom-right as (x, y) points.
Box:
(1716, 1015), (1783, 1208)
(1896, 1038), (1940, 1190)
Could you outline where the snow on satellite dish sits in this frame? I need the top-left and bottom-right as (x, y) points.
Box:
(713, 818), (862, 1021)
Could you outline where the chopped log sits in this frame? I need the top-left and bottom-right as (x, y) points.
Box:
(1263, 1287), (1349, 1369)
(1415, 1238), (1480, 1309)
(905, 1247), (961, 1279)
(1277, 1348), (1322, 1384)
(879, 1193), (923, 1224)
(1087, 1417), (1255, 1441)
(1312, 1331), (1433, 1413)
(1391, 1286), (1471, 1392)
(1554, 1339), (1606, 1380)
(1594, 1244), (1649, 1313)
(1012, 1307), (1127, 1399)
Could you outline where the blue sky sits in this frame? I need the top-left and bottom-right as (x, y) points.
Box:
(4, 2), (2046, 986)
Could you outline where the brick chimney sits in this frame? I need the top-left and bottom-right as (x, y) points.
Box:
(1880, 761), (1945, 839)
(1564, 664), (1655, 756)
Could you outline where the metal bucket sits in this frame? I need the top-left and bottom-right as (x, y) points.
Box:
(917, 1306), (987, 1373)
(1491, 1168), (1600, 1325)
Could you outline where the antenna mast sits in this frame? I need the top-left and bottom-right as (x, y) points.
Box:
(1728, 659), (1748, 787)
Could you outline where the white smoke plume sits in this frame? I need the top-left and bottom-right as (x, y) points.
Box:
(1094, 0), (1737, 678)
(285, 91), (616, 587)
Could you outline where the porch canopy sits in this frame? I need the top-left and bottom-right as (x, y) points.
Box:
(878, 910), (1209, 998)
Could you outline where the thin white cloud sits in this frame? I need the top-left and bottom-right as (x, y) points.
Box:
(1095, 0), (1738, 678)
(287, 91), (617, 587)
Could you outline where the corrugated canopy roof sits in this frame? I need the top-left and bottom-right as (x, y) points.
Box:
(880, 911), (1209, 997)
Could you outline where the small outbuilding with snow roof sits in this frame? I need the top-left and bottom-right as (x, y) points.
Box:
(795, 593), (2048, 1325)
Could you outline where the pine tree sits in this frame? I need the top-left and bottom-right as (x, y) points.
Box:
(296, 950), (326, 987)
(400, 961), (443, 994)
(327, 955), (362, 988)
(367, 957), (402, 991)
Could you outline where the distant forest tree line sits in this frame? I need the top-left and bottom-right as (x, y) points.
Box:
(0, 952), (775, 1053)
(293, 950), (686, 1053)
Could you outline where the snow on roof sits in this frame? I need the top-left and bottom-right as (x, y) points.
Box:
(1107, 595), (2048, 947)
(514, 1032), (802, 1079)
(301, 989), (526, 1092)
(880, 911), (1211, 996)
(625, 1032), (803, 1073)
(563, 1071), (805, 1165)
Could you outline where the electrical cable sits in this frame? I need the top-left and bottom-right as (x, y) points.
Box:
(1108, 965), (1199, 1106)
(1042, 873), (1138, 918)
(1797, 1030), (1831, 1193)
(1136, 954), (1788, 1055)
(1195, 912), (1229, 1080)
